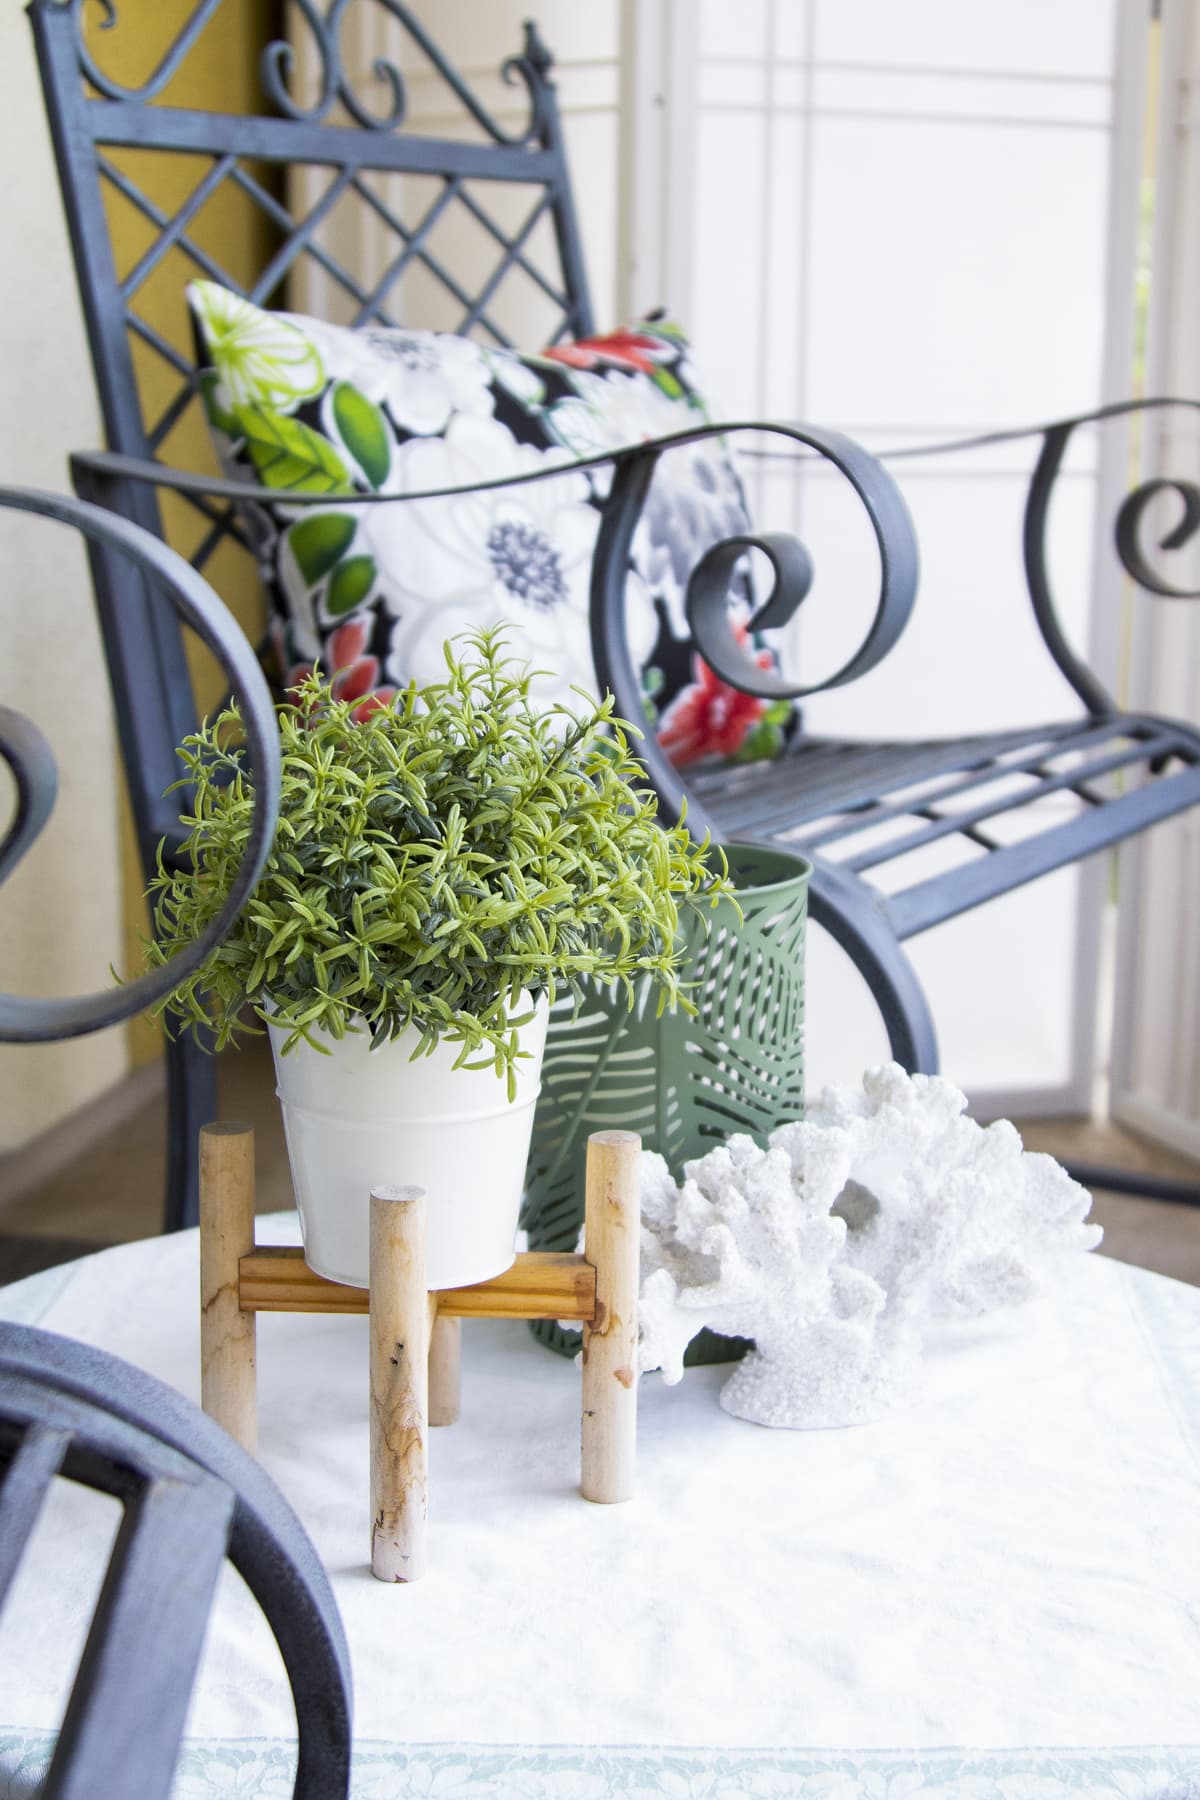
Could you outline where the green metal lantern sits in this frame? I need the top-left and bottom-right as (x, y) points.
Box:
(522, 843), (811, 1361)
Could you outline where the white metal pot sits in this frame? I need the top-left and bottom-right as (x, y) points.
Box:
(269, 995), (550, 1290)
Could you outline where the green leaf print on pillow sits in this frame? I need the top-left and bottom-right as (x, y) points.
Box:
(329, 381), (392, 489)
(234, 406), (353, 494)
(326, 555), (377, 618)
(189, 279), (324, 413)
(287, 513), (357, 586)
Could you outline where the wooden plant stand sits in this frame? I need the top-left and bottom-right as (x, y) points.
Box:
(198, 1123), (641, 1582)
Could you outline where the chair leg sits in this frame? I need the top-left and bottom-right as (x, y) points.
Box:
(164, 1031), (219, 1234)
(807, 860), (940, 1075)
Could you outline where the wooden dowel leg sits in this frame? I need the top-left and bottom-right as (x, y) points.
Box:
(370, 1186), (431, 1582)
(581, 1130), (641, 1504)
(428, 1314), (461, 1427)
(199, 1122), (257, 1452)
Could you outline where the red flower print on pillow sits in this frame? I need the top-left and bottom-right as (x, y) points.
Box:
(543, 328), (670, 377)
(277, 619), (396, 723)
(657, 621), (775, 768)
(327, 620), (397, 721)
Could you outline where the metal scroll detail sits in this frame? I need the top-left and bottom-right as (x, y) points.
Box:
(262, 0), (551, 140)
(1115, 477), (1200, 599)
(69, 0), (225, 103)
(0, 711), (57, 898)
(1023, 398), (1200, 715)
(0, 488), (280, 1044)
(45, 0), (552, 141)
(683, 424), (918, 702)
(589, 420), (922, 836)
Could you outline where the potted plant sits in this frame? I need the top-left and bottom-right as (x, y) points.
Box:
(147, 629), (730, 1289)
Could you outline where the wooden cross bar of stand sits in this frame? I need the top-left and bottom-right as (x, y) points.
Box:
(198, 1123), (641, 1582)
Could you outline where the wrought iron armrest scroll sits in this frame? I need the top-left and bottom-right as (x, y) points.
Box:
(1024, 399), (1200, 714)
(72, 419), (919, 700)
(0, 488), (280, 1044)
(589, 422), (920, 829)
(68, 420), (919, 838)
(747, 397), (1200, 718)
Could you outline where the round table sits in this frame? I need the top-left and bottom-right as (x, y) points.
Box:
(1, 1219), (1198, 1798)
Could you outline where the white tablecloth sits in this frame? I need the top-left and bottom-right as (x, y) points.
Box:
(0, 1219), (1198, 1798)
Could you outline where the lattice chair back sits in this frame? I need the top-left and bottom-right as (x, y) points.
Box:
(523, 844), (811, 1360)
(31, 0), (593, 870)
(30, 0), (594, 1230)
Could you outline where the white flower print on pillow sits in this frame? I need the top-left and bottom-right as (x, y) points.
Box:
(365, 414), (652, 713)
(287, 315), (494, 436)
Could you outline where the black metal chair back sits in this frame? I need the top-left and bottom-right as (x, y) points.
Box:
(31, 0), (593, 875)
(0, 1319), (352, 1800)
(29, 3), (599, 1230)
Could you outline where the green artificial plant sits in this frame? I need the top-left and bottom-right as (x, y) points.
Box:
(147, 630), (732, 1095)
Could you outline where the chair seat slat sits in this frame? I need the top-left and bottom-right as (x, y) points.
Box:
(694, 718), (1200, 918)
(793, 718), (1154, 849)
(843, 729), (1183, 874)
(887, 759), (1200, 937)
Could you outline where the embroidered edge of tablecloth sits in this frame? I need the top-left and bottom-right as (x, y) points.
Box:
(4, 1730), (1200, 1797)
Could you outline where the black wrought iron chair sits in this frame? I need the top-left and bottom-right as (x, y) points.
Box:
(28, 0), (1200, 1231)
(0, 1320), (352, 1799)
(0, 489), (349, 1795)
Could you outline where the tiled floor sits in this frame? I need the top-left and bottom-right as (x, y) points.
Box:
(2, 1039), (1199, 1286)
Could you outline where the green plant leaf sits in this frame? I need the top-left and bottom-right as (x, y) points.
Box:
(331, 382), (391, 489)
(143, 629), (734, 1095)
(288, 514), (358, 586)
(235, 404), (352, 494)
(326, 555), (377, 617)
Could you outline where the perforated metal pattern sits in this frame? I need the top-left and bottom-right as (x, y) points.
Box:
(522, 844), (809, 1359)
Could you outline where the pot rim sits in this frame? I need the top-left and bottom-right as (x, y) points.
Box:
(718, 842), (813, 896)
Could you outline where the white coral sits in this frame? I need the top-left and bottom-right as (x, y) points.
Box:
(637, 1063), (1102, 1428)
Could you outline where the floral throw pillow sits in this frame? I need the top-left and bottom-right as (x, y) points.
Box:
(187, 281), (798, 766)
